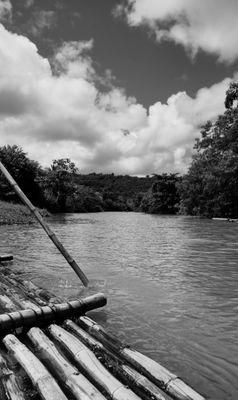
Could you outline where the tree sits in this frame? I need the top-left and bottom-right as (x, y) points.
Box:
(140, 173), (181, 214)
(39, 158), (79, 211)
(225, 82), (238, 109)
(66, 185), (104, 212)
(179, 81), (238, 218)
(51, 158), (78, 174)
(0, 145), (43, 206)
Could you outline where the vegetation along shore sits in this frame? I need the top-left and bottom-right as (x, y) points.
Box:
(0, 201), (49, 225)
(1, 82), (238, 220)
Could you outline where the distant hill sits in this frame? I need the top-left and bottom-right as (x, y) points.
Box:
(73, 173), (157, 199)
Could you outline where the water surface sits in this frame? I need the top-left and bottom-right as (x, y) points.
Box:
(0, 212), (238, 399)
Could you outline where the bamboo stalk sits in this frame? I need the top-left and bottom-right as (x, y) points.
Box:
(0, 272), (54, 306)
(64, 319), (172, 400)
(0, 353), (25, 400)
(0, 294), (106, 335)
(120, 365), (173, 400)
(0, 161), (88, 287)
(48, 324), (141, 400)
(0, 295), (17, 312)
(0, 278), (43, 312)
(0, 288), (106, 399)
(122, 349), (205, 400)
(3, 334), (67, 400)
(0, 255), (13, 263)
(78, 316), (124, 352)
(27, 327), (106, 400)
(78, 317), (206, 400)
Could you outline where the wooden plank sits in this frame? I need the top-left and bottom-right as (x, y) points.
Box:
(3, 334), (67, 400)
(28, 327), (106, 400)
(48, 324), (141, 400)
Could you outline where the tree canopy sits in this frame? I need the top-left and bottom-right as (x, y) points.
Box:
(0, 145), (43, 206)
(39, 158), (79, 211)
(140, 173), (181, 214)
(179, 82), (238, 218)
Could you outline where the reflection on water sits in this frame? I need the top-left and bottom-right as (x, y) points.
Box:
(1, 212), (238, 399)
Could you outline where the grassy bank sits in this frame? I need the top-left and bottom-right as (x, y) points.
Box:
(0, 200), (49, 225)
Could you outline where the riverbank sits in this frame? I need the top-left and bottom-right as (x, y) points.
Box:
(0, 200), (49, 225)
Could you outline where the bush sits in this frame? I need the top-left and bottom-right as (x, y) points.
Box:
(0, 145), (44, 206)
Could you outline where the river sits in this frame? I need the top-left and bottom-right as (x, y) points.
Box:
(0, 212), (237, 399)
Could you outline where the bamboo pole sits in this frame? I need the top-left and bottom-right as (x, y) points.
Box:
(0, 353), (25, 400)
(64, 319), (172, 400)
(48, 324), (141, 400)
(0, 294), (106, 335)
(0, 294), (17, 312)
(3, 334), (67, 400)
(0, 272), (54, 306)
(0, 161), (88, 287)
(0, 287), (106, 399)
(0, 277), (44, 313)
(78, 317), (206, 400)
(0, 254), (13, 262)
(27, 327), (106, 400)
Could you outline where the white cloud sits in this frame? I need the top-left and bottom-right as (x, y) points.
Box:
(24, 0), (34, 8)
(115, 0), (238, 63)
(0, 23), (233, 175)
(53, 40), (94, 78)
(0, 0), (12, 22)
(26, 10), (57, 38)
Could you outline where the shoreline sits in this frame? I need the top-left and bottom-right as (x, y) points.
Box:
(1, 200), (218, 226)
(0, 200), (49, 225)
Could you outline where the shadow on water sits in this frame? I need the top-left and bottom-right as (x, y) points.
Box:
(0, 212), (238, 399)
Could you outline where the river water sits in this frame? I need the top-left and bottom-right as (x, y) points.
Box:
(0, 212), (237, 399)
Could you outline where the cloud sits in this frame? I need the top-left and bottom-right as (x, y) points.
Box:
(0, 0), (12, 22)
(22, 10), (57, 38)
(115, 0), (238, 63)
(0, 23), (233, 175)
(24, 0), (34, 8)
(53, 40), (94, 77)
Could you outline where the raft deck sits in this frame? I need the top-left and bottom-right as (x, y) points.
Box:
(0, 260), (206, 400)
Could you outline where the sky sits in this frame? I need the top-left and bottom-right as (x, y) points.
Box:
(0, 0), (238, 175)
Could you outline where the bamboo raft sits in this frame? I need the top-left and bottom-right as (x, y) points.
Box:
(0, 260), (206, 400)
